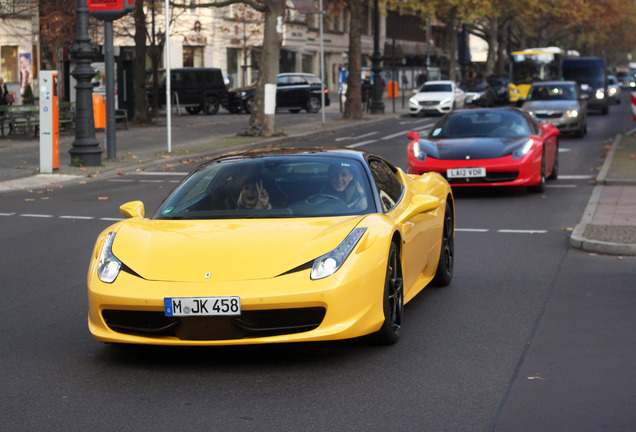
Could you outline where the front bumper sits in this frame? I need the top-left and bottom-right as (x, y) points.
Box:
(87, 245), (388, 346)
(406, 152), (543, 188)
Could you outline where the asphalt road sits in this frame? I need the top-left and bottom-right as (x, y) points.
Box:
(1, 98), (635, 431)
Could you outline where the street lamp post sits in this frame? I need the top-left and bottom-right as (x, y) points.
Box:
(370, 0), (384, 114)
(68, 0), (102, 166)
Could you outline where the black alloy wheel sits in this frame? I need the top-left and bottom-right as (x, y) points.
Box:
(432, 199), (454, 287)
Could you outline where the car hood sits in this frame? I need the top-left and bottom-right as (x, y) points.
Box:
(419, 136), (531, 160)
(111, 216), (364, 282)
(522, 100), (579, 111)
(411, 92), (453, 101)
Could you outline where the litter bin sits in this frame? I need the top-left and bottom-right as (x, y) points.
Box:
(387, 80), (399, 98)
(92, 93), (106, 129)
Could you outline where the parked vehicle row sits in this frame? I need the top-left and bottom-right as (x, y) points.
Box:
(147, 69), (330, 116)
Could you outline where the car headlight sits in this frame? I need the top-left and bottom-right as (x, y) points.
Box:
(409, 97), (418, 105)
(311, 228), (367, 280)
(412, 141), (427, 161)
(595, 89), (605, 99)
(630, 82), (636, 88)
(97, 232), (122, 283)
(440, 97), (451, 106)
(566, 109), (579, 118)
(512, 138), (535, 159)
(609, 87), (617, 96)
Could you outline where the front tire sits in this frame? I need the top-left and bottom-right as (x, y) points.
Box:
(204, 96), (220, 115)
(528, 154), (546, 193)
(374, 242), (404, 345)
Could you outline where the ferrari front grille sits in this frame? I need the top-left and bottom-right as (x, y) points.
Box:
(102, 307), (326, 340)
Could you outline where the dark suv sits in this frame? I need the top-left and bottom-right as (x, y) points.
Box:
(228, 73), (330, 114)
(148, 68), (229, 115)
(562, 57), (609, 114)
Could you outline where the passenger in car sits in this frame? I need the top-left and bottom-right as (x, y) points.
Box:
(322, 164), (367, 210)
(237, 178), (272, 209)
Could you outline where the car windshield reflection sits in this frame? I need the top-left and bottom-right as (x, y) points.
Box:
(430, 111), (532, 139)
(153, 156), (375, 219)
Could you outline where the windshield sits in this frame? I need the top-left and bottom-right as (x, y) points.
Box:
(511, 52), (561, 84)
(419, 83), (452, 93)
(528, 84), (577, 100)
(153, 156), (375, 219)
(430, 111), (532, 139)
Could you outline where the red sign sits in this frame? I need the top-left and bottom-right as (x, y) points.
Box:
(87, 0), (134, 21)
(87, 0), (124, 11)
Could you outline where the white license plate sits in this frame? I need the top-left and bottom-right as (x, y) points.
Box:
(164, 296), (241, 316)
(447, 167), (486, 178)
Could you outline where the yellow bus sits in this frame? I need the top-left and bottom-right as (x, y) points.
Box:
(508, 47), (577, 103)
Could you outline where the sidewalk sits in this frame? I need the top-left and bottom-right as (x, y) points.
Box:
(1, 98), (635, 255)
(570, 130), (636, 255)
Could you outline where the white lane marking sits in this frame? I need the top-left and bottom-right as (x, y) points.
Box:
(100, 217), (124, 221)
(558, 175), (594, 180)
(60, 215), (95, 220)
(139, 180), (165, 183)
(497, 229), (548, 234)
(0, 212), (16, 216)
(134, 172), (187, 176)
(382, 131), (410, 140)
(346, 139), (378, 148)
(546, 184), (577, 188)
(558, 148), (571, 153)
(335, 131), (379, 142)
(455, 228), (489, 232)
(108, 179), (135, 183)
(20, 214), (54, 218)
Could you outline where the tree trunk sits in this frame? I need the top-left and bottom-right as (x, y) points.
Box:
(245, 0), (284, 137)
(343, 0), (362, 120)
(484, 17), (497, 77)
(133, 0), (148, 124)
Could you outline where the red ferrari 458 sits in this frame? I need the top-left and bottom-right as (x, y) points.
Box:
(407, 108), (560, 193)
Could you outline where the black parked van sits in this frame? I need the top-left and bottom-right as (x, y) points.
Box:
(562, 57), (609, 114)
(148, 68), (229, 115)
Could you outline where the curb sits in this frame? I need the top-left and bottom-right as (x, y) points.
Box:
(569, 132), (636, 256)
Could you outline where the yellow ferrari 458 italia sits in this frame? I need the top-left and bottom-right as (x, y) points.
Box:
(87, 148), (454, 345)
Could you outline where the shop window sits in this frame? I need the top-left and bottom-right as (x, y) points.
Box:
(183, 46), (203, 67)
(1, 46), (18, 82)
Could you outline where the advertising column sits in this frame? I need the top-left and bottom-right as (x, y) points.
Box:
(39, 70), (59, 173)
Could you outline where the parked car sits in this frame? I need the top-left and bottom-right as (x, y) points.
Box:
(227, 73), (330, 114)
(406, 107), (560, 193)
(562, 57), (609, 114)
(408, 80), (465, 116)
(486, 74), (511, 105)
(86, 147), (454, 346)
(146, 68), (229, 115)
(522, 81), (588, 138)
(460, 79), (496, 107)
(607, 75), (622, 104)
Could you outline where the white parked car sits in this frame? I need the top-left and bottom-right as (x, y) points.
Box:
(409, 80), (465, 116)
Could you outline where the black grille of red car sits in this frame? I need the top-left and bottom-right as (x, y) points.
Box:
(102, 307), (326, 340)
(443, 171), (518, 184)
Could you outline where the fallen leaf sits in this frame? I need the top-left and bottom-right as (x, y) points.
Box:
(629, 154), (635, 159)
(25, 198), (35, 201)
(563, 227), (573, 232)
(98, 197), (109, 200)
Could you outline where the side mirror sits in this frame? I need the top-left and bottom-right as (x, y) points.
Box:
(407, 131), (420, 141)
(396, 195), (440, 225)
(120, 201), (145, 218)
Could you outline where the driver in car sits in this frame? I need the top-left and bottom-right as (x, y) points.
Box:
(322, 164), (367, 210)
(238, 178), (272, 209)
